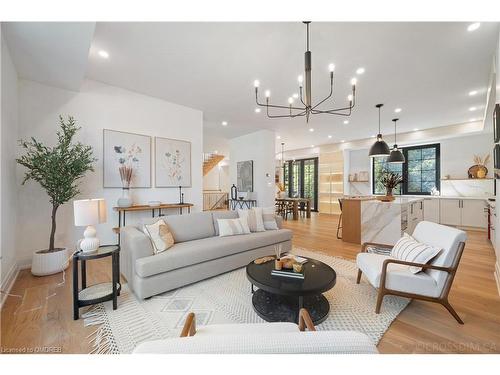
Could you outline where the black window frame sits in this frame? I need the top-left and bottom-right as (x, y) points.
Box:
(372, 143), (440, 196)
(283, 157), (319, 211)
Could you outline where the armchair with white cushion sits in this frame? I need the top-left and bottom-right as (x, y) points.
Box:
(356, 221), (467, 324)
(133, 309), (378, 354)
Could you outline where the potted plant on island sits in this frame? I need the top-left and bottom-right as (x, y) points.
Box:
(377, 170), (403, 202)
(17, 116), (96, 276)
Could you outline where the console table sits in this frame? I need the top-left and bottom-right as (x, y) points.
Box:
(112, 203), (193, 235)
(229, 199), (257, 210)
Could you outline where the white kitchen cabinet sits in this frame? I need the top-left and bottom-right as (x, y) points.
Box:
(423, 198), (440, 223)
(407, 200), (424, 234)
(439, 199), (462, 226)
(461, 199), (487, 228)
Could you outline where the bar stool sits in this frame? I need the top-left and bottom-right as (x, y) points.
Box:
(337, 198), (343, 239)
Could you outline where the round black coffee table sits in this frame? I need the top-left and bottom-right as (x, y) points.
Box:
(246, 257), (336, 324)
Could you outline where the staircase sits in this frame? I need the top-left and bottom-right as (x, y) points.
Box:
(203, 153), (225, 176)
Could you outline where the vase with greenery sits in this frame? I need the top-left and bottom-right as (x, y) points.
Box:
(17, 116), (96, 274)
(379, 170), (403, 200)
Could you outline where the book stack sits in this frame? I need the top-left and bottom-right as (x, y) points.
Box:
(271, 268), (305, 280)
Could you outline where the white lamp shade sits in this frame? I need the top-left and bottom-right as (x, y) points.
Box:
(73, 199), (107, 226)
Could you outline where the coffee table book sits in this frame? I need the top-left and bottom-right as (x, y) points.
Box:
(271, 268), (305, 280)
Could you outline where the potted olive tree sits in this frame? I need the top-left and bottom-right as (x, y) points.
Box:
(17, 116), (96, 276)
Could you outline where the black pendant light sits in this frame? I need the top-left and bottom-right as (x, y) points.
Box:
(388, 118), (405, 163)
(368, 104), (391, 157)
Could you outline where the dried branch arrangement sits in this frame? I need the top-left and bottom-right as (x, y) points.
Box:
(119, 165), (133, 188)
(473, 154), (490, 166)
(380, 170), (404, 190)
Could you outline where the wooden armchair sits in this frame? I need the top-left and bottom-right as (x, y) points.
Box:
(356, 221), (467, 324)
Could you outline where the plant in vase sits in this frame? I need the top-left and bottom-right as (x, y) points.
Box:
(379, 170), (403, 201)
(17, 116), (96, 276)
(274, 243), (283, 270)
(118, 164), (133, 207)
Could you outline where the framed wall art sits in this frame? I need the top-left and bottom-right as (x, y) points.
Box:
(237, 160), (254, 192)
(155, 137), (192, 187)
(103, 129), (152, 188)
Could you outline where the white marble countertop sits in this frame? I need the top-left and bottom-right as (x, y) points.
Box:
(364, 197), (424, 205)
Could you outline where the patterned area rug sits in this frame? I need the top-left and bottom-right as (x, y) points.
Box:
(83, 248), (410, 354)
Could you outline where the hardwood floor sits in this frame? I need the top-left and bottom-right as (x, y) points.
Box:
(1, 213), (499, 353)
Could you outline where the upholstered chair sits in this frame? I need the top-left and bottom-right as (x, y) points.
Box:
(356, 221), (467, 324)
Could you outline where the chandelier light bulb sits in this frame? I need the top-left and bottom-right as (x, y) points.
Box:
(293, 93), (299, 99)
(328, 63), (335, 72)
(254, 80), (260, 88)
(298, 75), (304, 86)
(288, 97), (294, 104)
(265, 90), (271, 98)
(350, 78), (357, 86)
(347, 94), (353, 102)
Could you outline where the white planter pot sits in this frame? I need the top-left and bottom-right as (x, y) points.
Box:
(31, 247), (69, 276)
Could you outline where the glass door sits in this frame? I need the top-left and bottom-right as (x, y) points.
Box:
(284, 157), (318, 211)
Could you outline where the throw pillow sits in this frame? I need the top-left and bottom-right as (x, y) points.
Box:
(237, 208), (265, 232)
(262, 207), (279, 230)
(217, 217), (251, 237)
(143, 219), (175, 254)
(390, 233), (442, 273)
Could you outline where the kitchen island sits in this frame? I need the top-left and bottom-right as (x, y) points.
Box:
(342, 196), (424, 245)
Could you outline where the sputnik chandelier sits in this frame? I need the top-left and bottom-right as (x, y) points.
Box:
(254, 21), (358, 123)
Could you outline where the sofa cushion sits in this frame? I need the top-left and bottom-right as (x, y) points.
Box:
(153, 212), (215, 243)
(357, 252), (439, 297)
(212, 211), (238, 236)
(390, 233), (442, 273)
(135, 229), (293, 277)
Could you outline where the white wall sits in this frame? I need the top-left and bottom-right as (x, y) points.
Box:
(230, 130), (275, 207)
(203, 163), (230, 192)
(16, 79), (203, 264)
(345, 149), (371, 196)
(0, 32), (19, 297)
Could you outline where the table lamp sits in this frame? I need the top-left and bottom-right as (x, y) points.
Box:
(73, 198), (107, 253)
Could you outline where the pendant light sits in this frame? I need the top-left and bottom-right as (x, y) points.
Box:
(368, 104), (390, 157)
(388, 118), (405, 163)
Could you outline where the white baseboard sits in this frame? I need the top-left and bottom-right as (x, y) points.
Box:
(495, 261), (500, 298)
(0, 262), (21, 309)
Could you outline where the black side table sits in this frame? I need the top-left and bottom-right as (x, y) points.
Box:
(72, 245), (121, 320)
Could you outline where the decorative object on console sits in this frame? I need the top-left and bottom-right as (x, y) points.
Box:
(17, 115), (96, 275)
(254, 22), (357, 123)
(369, 104), (391, 158)
(377, 170), (403, 201)
(155, 137), (192, 187)
(230, 184), (238, 200)
(74, 198), (107, 253)
(237, 160), (254, 192)
(468, 154), (490, 179)
(387, 118), (405, 164)
(103, 129), (151, 188)
(117, 164), (133, 207)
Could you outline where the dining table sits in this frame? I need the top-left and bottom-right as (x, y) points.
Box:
(275, 197), (312, 220)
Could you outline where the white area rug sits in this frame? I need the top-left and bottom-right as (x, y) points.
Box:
(83, 248), (410, 354)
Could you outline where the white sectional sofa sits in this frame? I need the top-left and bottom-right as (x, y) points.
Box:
(120, 210), (292, 299)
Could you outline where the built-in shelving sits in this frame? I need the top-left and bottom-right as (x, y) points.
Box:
(318, 149), (343, 214)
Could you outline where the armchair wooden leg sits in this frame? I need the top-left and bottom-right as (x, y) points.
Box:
(375, 290), (385, 314)
(356, 270), (362, 284)
(441, 300), (464, 324)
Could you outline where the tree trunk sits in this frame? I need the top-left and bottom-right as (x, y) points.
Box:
(49, 204), (58, 250)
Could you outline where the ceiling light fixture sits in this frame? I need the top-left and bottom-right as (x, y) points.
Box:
(255, 108), (261, 113)
(356, 67), (365, 75)
(341, 140), (345, 143)
(467, 22), (481, 32)
(413, 128), (419, 131)
(222, 121), (228, 126)
(468, 90), (478, 96)
(98, 50), (109, 59)
(368, 104), (390, 158)
(311, 145), (315, 148)
(388, 118), (405, 164)
(469, 107), (477, 111)
(394, 108), (402, 113)
(254, 21), (357, 123)
(343, 120), (349, 124)
(309, 128), (314, 132)
(276, 135), (281, 139)
(328, 135), (332, 139)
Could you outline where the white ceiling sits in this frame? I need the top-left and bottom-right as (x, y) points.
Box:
(4, 22), (499, 151)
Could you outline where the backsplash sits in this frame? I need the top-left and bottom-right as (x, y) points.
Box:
(440, 179), (494, 197)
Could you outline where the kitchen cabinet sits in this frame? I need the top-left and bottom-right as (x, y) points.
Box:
(440, 198), (487, 228)
(423, 198), (440, 223)
(407, 200), (424, 234)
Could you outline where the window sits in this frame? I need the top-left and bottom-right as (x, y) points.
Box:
(283, 157), (318, 211)
(372, 143), (440, 195)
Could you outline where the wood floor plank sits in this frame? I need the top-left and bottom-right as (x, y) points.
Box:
(1, 212), (499, 353)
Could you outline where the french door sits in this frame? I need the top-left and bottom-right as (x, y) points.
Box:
(283, 157), (318, 211)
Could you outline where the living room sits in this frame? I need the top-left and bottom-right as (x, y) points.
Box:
(1, 0), (500, 371)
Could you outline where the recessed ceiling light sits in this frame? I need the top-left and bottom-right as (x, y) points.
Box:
(311, 145), (315, 148)
(222, 121), (228, 126)
(343, 120), (349, 125)
(467, 22), (481, 32)
(394, 108), (402, 113)
(356, 67), (365, 75)
(469, 107), (477, 111)
(468, 90), (478, 96)
(255, 108), (261, 113)
(371, 135), (376, 138)
(413, 128), (419, 131)
(341, 140), (345, 143)
(214, 150), (218, 154)
(276, 135), (281, 139)
(98, 50), (109, 59)
(309, 128), (314, 132)
(328, 135), (332, 139)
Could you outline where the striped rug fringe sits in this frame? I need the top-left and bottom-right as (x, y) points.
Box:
(82, 305), (120, 354)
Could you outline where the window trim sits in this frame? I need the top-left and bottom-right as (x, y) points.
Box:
(283, 157), (319, 211)
(372, 143), (440, 196)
